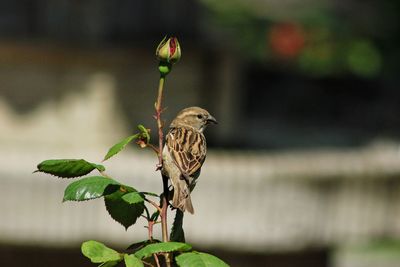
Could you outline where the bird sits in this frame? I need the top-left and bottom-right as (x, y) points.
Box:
(162, 106), (217, 214)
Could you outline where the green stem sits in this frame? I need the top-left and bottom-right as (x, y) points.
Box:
(154, 73), (171, 267)
(156, 74), (165, 167)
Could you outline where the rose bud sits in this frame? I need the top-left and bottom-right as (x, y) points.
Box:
(156, 36), (181, 64)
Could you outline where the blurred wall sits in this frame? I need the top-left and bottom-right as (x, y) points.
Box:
(1, 1), (400, 267)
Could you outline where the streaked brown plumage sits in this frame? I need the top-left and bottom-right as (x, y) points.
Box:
(162, 107), (217, 214)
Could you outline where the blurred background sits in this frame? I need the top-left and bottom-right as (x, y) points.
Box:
(1, 0), (400, 266)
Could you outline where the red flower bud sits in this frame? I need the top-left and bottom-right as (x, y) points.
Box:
(156, 36), (181, 64)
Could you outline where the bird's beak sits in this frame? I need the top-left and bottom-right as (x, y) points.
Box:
(207, 115), (218, 124)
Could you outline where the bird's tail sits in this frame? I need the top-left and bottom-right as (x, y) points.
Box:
(172, 180), (194, 214)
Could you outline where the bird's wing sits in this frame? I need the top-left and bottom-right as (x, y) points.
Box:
(166, 127), (206, 176)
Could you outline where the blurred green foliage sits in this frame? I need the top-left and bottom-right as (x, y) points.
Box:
(201, 0), (386, 78)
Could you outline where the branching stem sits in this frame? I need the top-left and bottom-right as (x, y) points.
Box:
(147, 143), (160, 155)
(145, 198), (162, 213)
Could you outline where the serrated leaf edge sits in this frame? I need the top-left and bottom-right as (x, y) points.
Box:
(134, 242), (192, 259)
(81, 240), (122, 263)
(104, 194), (145, 230)
(35, 159), (103, 179)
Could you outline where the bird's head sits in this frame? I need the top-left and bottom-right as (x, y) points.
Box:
(170, 106), (217, 132)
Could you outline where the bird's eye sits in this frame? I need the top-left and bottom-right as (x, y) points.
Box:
(197, 114), (203, 119)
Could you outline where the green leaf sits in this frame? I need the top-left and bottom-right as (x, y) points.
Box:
(124, 254), (144, 267)
(134, 242), (192, 259)
(99, 261), (120, 267)
(127, 240), (147, 251)
(105, 188), (145, 229)
(137, 125), (150, 143)
(63, 176), (120, 201)
(170, 210), (185, 242)
(122, 192), (145, 205)
(81, 240), (122, 263)
(103, 134), (139, 161)
(176, 252), (229, 267)
(127, 240), (161, 251)
(150, 211), (160, 222)
(35, 159), (105, 178)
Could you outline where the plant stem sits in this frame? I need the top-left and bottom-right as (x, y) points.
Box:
(145, 198), (162, 213)
(144, 206), (151, 219)
(99, 171), (111, 178)
(154, 254), (161, 267)
(143, 261), (155, 267)
(148, 221), (154, 241)
(161, 174), (169, 242)
(155, 73), (171, 267)
(147, 143), (160, 155)
(155, 74), (165, 167)
(155, 74), (168, 240)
